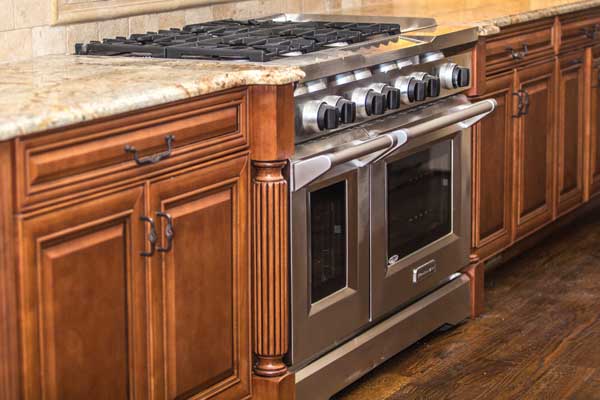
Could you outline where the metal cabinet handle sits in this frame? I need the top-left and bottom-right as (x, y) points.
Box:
(156, 212), (174, 253)
(125, 135), (175, 166)
(291, 99), (497, 191)
(512, 89), (529, 117)
(507, 43), (529, 60)
(140, 216), (158, 257)
(582, 24), (600, 40)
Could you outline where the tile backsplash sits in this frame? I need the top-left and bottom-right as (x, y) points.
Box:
(0, 0), (354, 63)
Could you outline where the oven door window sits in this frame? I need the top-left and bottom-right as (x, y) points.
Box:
(309, 181), (347, 303)
(387, 139), (452, 264)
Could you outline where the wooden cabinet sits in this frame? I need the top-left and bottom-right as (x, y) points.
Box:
(18, 187), (151, 400)
(588, 49), (600, 199)
(472, 72), (515, 259)
(149, 155), (251, 400)
(17, 154), (252, 400)
(513, 60), (556, 239)
(556, 51), (586, 216)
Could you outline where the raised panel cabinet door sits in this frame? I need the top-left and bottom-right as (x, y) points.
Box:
(589, 58), (600, 198)
(472, 72), (515, 260)
(148, 154), (251, 400)
(18, 186), (150, 400)
(514, 60), (556, 240)
(556, 51), (586, 216)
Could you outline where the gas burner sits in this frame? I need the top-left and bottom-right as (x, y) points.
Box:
(76, 18), (401, 61)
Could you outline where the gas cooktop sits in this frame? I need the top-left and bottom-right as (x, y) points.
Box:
(76, 17), (407, 62)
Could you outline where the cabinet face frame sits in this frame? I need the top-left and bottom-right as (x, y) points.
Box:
(555, 50), (586, 216)
(472, 72), (515, 259)
(512, 60), (556, 240)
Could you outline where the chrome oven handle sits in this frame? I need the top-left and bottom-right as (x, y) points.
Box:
(370, 99), (497, 163)
(291, 133), (403, 191)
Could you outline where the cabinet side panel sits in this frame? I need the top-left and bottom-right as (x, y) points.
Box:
(0, 141), (19, 400)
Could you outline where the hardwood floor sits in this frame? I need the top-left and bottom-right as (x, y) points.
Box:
(334, 208), (600, 400)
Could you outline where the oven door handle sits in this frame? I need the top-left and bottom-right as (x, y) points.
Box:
(291, 133), (404, 191)
(370, 99), (497, 163)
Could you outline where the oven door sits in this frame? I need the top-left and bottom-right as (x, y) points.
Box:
(290, 162), (370, 366)
(369, 98), (494, 319)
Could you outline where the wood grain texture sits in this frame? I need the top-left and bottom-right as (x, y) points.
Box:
(335, 206), (600, 400)
(249, 85), (295, 161)
(148, 153), (252, 400)
(252, 161), (289, 378)
(555, 50), (586, 216)
(253, 372), (296, 400)
(513, 59), (556, 239)
(0, 141), (19, 400)
(471, 71), (515, 260)
(463, 255), (485, 318)
(588, 46), (600, 199)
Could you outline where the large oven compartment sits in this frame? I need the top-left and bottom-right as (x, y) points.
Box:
(371, 126), (471, 319)
(290, 162), (371, 367)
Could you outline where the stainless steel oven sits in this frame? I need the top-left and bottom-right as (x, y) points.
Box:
(289, 96), (496, 369)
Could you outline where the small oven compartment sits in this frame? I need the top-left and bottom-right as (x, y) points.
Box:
(290, 163), (370, 367)
(371, 130), (471, 320)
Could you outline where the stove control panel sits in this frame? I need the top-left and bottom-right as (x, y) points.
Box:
(294, 51), (472, 142)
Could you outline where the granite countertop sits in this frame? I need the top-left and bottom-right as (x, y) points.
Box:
(333, 0), (600, 35)
(0, 55), (304, 142)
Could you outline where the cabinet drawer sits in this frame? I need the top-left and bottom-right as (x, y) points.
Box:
(560, 9), (600, 52)
(16, 89), (247, 210)
(485, 19), (554, 74)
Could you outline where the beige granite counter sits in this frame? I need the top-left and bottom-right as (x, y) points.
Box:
(329, 0), (600, 36)
(0, 55), (304, 142)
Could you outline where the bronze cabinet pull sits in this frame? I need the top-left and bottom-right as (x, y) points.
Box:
(156, 212), (174, 253)
(582, 24), (600, 40)
(125, 135), (175, 166)
(140, 216), (158, 257)
(507, 43), (529, 60)
(512, 89), (529, 117)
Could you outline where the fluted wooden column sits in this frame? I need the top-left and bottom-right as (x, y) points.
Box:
(252, 160), (289, 377)
(248, 84), (295, 394)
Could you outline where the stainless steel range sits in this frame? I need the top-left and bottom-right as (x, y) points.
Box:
(77, 14), (496, 399)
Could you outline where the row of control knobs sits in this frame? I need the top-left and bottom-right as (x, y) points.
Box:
(303, 63), (470, 132)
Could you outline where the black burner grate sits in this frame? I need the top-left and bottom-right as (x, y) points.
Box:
(76, 19), (401, 62)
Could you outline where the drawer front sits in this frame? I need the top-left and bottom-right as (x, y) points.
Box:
(16, 89), (247, 210)
(486, 20), (554, 74)
(560, 9), (600, 52)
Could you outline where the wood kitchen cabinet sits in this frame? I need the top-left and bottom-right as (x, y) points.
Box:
(556, 50), (586, 216)
(512, 60), (556, 240)
(472, 72), (515, 259)
(148, 154), (251, 400)
(18, 186), (151, 399)
(588, 47), (600, 199)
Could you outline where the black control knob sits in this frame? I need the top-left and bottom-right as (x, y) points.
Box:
(337, 99), (357, 124)
(424, 75), (441, 97)
(382, 86), (401, 110)
(455, 67), (470, 88)
(365, 91), (386, 116)
(439, 63), (471, 89)
(317, 103), (339, 130)
(408, 79), (426, 102)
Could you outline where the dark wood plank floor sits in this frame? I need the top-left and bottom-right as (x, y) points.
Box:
(334, 209), (600, 400)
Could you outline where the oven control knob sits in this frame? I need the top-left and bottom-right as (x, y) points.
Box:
(317, 104), (339, 130)
(323, 95), (357, 124)
(438, 63), (471, 89)
(351, 87), (386, 118)
(410, 72), (441, 97)
(369, 83), (401, 110)
(392, 76), (426, 104)
(301, 100), (339, 132)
